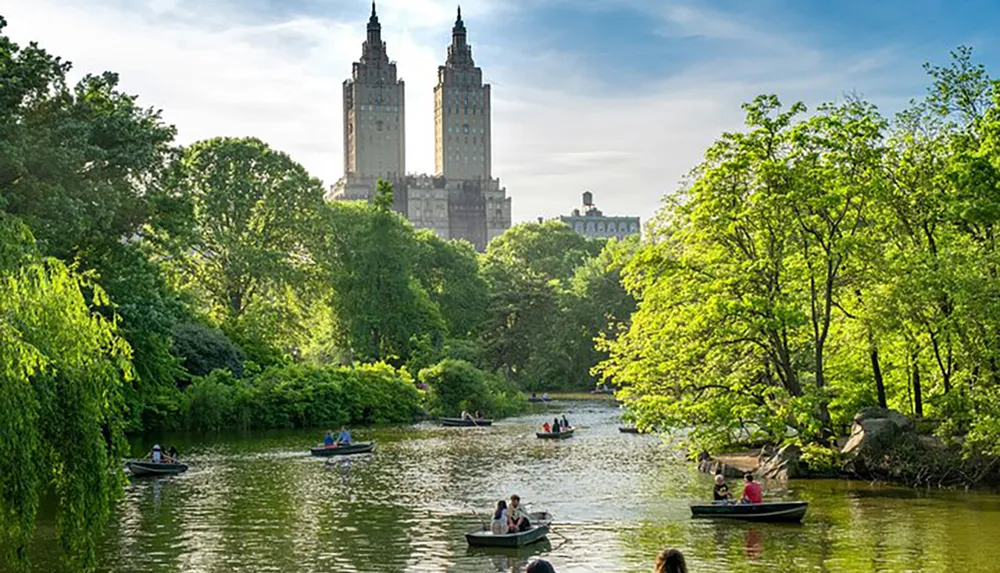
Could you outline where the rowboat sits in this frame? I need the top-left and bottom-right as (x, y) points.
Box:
(535, 427), (574, 439)
(465, 512), (552, 548)
(440, 418), (493, 427)
(690, 501), (808, 523)
(527, 397), (550, 403)
(126, 461), (188, 477)
(618, 427), (641, 434)
(309, 441), (376, 457)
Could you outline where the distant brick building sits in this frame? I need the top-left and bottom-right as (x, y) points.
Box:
(559, 192), (640, 240)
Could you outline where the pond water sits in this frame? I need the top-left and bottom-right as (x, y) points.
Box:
(30, 399), (1000, 572)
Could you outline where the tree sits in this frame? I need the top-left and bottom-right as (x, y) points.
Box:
(315, 182), (445, 365)
(482, 220), (603, 286)
(787, 96), (887, 430)
(160, 137), (326, 355)
(413, 231), (488, 339)
(0, 17), (176, 260)
(479, 221), (606, 386)
(598, 96), (878, 448)
(0, 215), (131, 571)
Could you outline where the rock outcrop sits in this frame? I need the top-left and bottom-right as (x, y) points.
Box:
(696, 451), (759, 478)
(841, 407), (921, 475)
(758, 443), (802, 480)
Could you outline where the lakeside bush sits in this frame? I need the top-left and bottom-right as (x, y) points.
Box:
(171, 322), (246, 379)
(419, 359), (528, 418)
(180, 363), (422, 431)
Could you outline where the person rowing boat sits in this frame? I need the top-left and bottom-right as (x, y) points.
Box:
(319, 427), (352, 448)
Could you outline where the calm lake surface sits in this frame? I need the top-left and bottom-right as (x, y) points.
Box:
(29, 399), (1000, 572)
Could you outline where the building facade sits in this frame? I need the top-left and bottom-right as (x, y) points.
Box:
(434, 8), (491, 182)
(342, 3), (405, 181)
(328, 4), (510, 252)
(559, 192), (640, 241)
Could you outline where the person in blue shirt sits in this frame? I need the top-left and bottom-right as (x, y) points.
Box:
(337, 426), (352, 445)
(323, 430), (335, 446)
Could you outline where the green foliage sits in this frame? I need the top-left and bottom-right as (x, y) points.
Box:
(316, 197), (445, 365)
(0, 215), (130, 571)
(419, 359), (527, 417)
(600, 48), (1000, 464)
(413, 231), (488, 338)
(181, 363), (421, 432)
(483, 220), (603, 285)
(799, 443), (842, 475)
(0, 16), (631, 566)
(170, 322), (245, 378)
(159, 136), (325, 355)
(0, 22), (176, 260)
(479, 224), (634, 390)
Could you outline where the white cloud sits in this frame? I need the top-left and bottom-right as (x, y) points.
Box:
(3, 0), (916, 225)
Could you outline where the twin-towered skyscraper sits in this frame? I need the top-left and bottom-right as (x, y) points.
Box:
(331, 3), (511, 251)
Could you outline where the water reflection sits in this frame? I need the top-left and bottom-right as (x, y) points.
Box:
(466, 539), (552, 573)
(26, 401), (1000, 572)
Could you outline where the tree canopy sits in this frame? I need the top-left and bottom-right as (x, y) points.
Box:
(599, 48), (1000, 457)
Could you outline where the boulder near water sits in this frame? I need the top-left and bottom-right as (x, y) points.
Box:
(840, 407), (920, 475)
(841, 407), (916, 456)
(758, 443), (802, 480)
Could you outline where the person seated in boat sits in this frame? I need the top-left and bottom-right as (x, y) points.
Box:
(490, 500), (508, 534)
(474, 410), (483, 420)
(551, 418), (561, 433)
(713, 473), (731, 503)
(560, 415), (570, 429)
(151, 444), (162, 463)
(740, 473), (763, 504)
(542, 393), (550, 401)
(337, 426), (352, 445)
(531, 392), (538, 399)
(461, 410), (472, 421)
(166, 445), (180, 463)
(507, 494), (531, 532)
(324, 430), (335, 446)
(541, 421), (551, 433)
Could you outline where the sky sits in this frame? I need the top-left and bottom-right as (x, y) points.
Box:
(3, 0), (999, 224)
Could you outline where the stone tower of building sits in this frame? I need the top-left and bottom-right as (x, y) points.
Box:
(434, 7), (491, 182)
(331, 4), (510, 251)
(343, 2), (405, 181)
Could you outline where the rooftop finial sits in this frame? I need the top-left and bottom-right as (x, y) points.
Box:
(453, 4), (466, 34)
(372, 1), (376, 18)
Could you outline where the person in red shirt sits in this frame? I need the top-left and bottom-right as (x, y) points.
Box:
(740, 474), (763, 504)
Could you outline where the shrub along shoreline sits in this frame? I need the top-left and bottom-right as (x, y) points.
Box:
(156, 359), (528, 433)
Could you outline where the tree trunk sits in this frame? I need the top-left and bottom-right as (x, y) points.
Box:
(870, 344), (887, 409)
(912, 353), (923, 418)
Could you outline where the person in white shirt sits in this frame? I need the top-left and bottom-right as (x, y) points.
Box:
(490, 500), (508, 534)
(151, 444), (162, 463)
